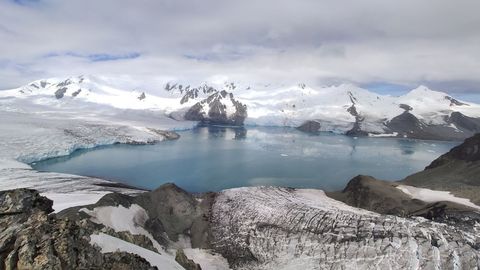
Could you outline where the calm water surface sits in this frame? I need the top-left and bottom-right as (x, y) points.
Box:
(32, 126), (458, 192)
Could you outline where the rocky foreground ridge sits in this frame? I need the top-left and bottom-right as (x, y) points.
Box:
(2, 183), (479, 269)
(4, 130), (480, 270)
(0, 189), (154, 270)
(1, 120), (480, 269)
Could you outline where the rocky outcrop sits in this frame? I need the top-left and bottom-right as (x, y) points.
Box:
(147, 128), (181, 140)
(184, 91), (247, 126)
(448, 112), (480, 135)
(138, 92), (146, 100)
(328, 175), (423, 216)
(427, 133), (480, 169)
(345, 98), (369, 137)
(175, 249), (202, 270)
(329, 175), (480, 229)
(54, 87), (68, 99)
(403, 133), (480, 204)
(296, 120), (321, 133)
(0, 189), (155, 270)
(166, 82), (247, 126)
(134, 183), (214, 248)
(384, 111), (468, 140)
(60, 183), (215, 249)
(8, 180), (480, 270)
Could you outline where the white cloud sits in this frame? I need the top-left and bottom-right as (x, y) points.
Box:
(1, 0), (480, 97)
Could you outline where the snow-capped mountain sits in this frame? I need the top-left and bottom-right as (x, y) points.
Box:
(2, 75), (480, 140)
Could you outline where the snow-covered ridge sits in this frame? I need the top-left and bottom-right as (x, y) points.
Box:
(2, 75), (480, 138)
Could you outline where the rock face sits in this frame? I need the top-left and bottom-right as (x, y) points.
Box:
(0, 189), (155, 270)
(329, 175), (480, 229)
(184, 91), (247, 126)
(381, 111), (477, 140)
(60, 183), (215, 249)
(427, 133), (480, 168)
(403, 133), (480, 204)
(166, 82), (248, 126)
(328, 175), (423, 216)
(8, 181), (480, 270)
(296, 120), (321, 133)
(175, 249), (202, 270)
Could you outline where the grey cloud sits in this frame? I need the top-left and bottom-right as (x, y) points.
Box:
(1, 0), (480, 99)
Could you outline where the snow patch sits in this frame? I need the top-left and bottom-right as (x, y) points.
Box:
(396, 185), (480, 210)
(90, 233), (184, 270)
(42, 192), (108, 212)
(81, 204), (163, 252)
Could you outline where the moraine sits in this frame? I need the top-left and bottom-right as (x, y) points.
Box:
(32, 126), (458, 192)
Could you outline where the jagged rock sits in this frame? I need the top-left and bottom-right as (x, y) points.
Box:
(403, 133), (480, 204)
(147, 128), (181, 140)
(71, 89), (82, 97)
(296, 120), (321, 133)
(0, 189), (156, 270)
(138, 92), (146, 100)
(184, 91), (247, 126)
(328, 175), (480, 229)
(169, 83), (247, 126)
(61, 183), (215, 249)
(175, 249), (202, 270)
(427, 133), (480, 168)
(345, 103), (369, 137)
(399, 103), (413, 111)
(445, 96), (468, 106)
(327, 175), (421, 216)
(54, 87), (67, 99)
(447, 112), (480, 135)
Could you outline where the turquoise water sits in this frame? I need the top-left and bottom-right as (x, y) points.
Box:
(32, 126), (458, 192)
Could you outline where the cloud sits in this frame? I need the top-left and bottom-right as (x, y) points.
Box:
(0, 0), (479, 99)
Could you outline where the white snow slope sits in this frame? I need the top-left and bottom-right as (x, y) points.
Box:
(2, 76), (480, 134)
(0, 76), (196, 210)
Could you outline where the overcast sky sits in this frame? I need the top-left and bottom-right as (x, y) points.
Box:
(1, 0), (480, 100)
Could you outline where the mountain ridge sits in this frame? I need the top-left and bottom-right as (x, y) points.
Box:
(2, 75), (480, 140)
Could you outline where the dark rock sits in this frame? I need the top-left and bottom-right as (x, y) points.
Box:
(184, 91), (247, 126)
(54, 87), (68, 99)
(445, 96), (468, 106)
(297, 120), (321, 133)
(327, 175), (422, 216)
(0, 189), (156, 270)
(138, 92), (146, 100)
(448, 112), (480, 134)
(62, 183), (216, 250)
(328, 175), (480, 228)
(345, 103), (369, 137)
(0, 188), (53, 214)
(399, 103), (413, 111)
(402, 133), (480, 204)
(175, 249), (202, 270)
(147, 128), (181, 140)
(427, 133), (480, 169)
(71, 89), (82, 97)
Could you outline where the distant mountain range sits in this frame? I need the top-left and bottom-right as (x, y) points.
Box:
(2, 75), (480, 140)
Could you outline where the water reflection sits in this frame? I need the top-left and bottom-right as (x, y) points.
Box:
(32, 126), (459, 193)
(195, 125), (248, 140)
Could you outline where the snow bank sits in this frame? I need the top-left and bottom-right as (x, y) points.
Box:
(183, 248), (231, 270)
(90, 233), (184, 270)
(81, 204), (163, 252)
(42, 192), (108, 212)
(396, 185), (480, 210)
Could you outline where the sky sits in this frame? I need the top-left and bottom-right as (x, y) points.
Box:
(1, 0), (480, 101)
